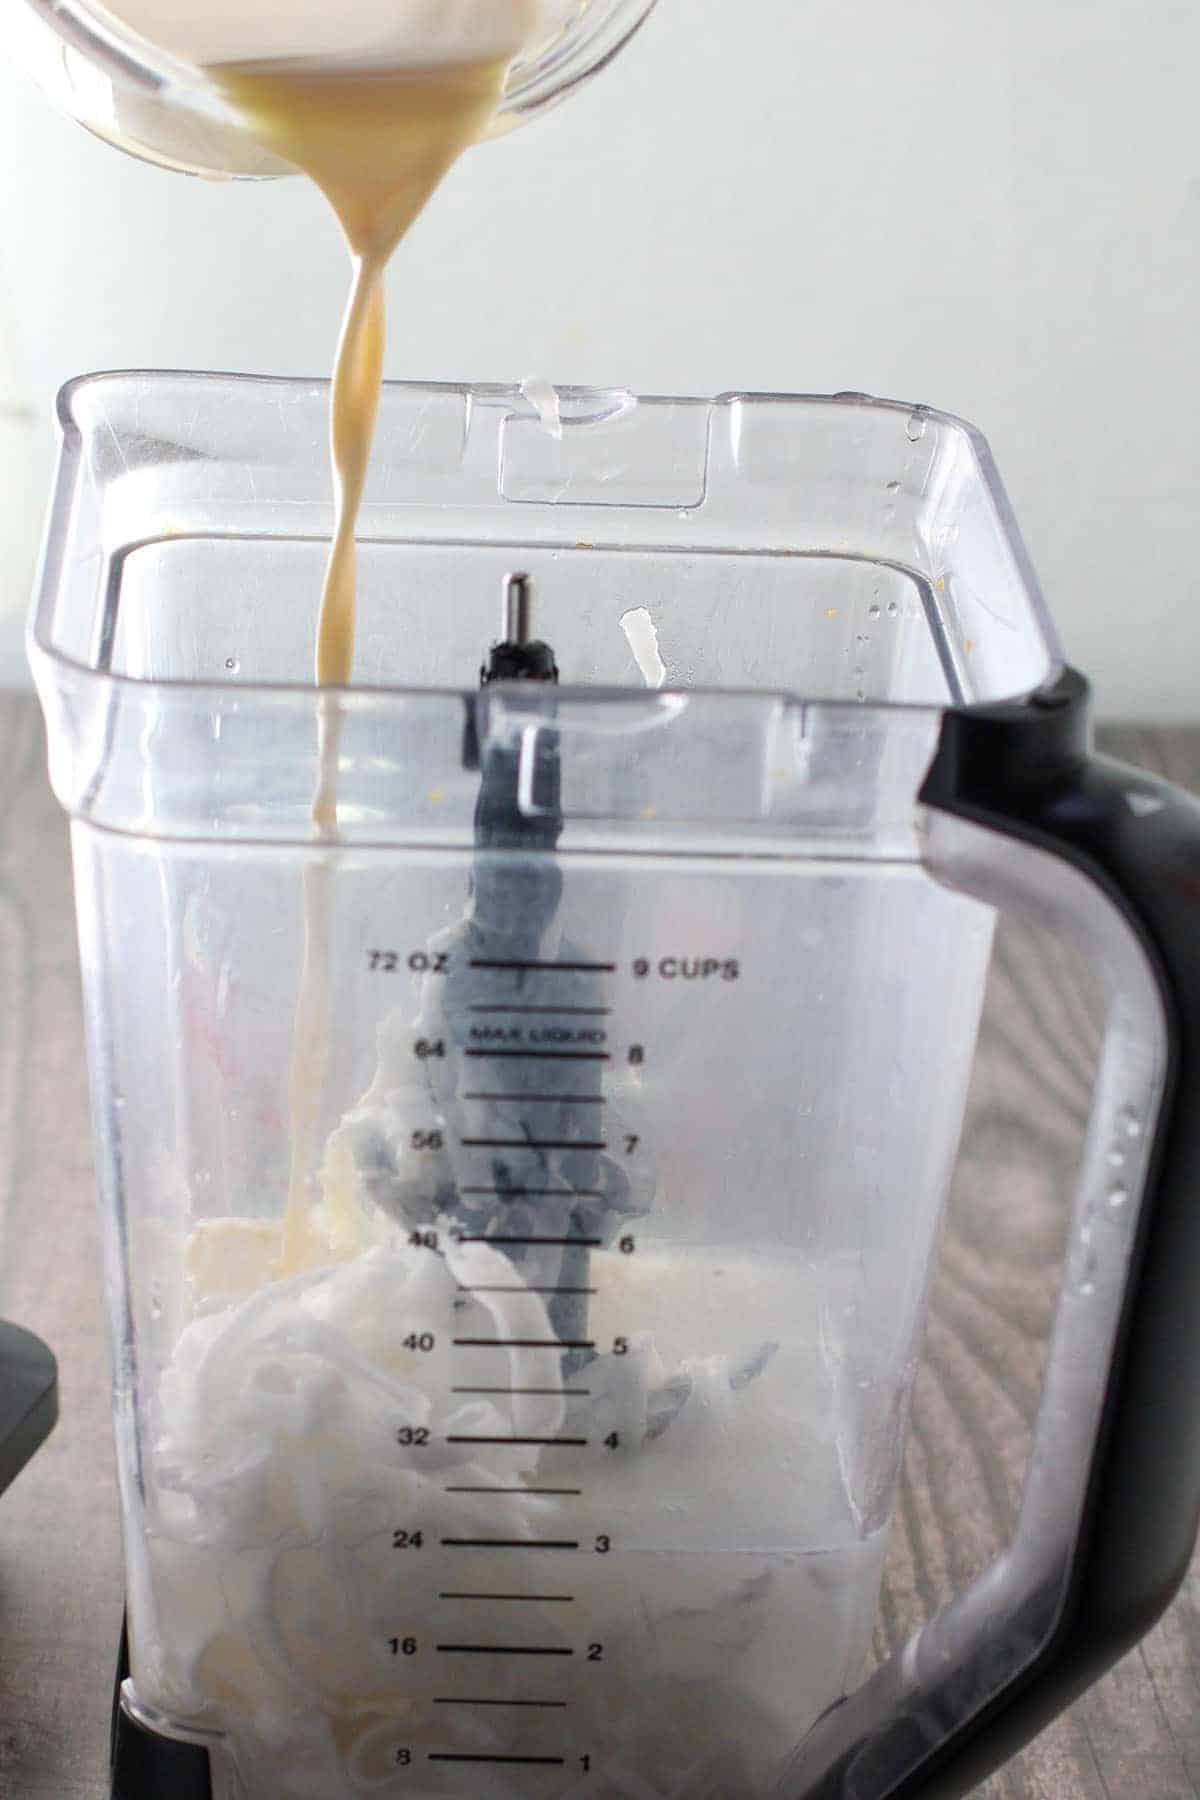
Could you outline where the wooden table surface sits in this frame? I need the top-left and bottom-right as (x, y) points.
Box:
(0, 694), (1197, 1800)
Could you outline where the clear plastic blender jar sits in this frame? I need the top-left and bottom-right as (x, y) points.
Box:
(30, 376), (1200, 1799)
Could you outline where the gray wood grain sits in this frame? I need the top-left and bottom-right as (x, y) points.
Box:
(0, 696), (122, 1800)
(0, 694), (1197, 1799)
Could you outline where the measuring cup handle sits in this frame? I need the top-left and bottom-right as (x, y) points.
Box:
(781, 666), (1200, 1799)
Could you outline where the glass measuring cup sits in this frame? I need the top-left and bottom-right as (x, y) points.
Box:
(30, 376), (1200, 1799)
(5, 0), (657, 176)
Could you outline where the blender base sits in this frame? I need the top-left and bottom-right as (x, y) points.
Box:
(111, 1620), (213, 1800)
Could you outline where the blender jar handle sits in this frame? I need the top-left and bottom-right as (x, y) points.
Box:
(780, 666), (1200, 1800)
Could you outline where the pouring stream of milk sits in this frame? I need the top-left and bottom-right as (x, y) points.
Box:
(212, 57), (511, 694)
(204, 50), (520, 1269)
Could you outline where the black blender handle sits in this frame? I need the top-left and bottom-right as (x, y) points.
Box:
(787, 666), (1200, 1798)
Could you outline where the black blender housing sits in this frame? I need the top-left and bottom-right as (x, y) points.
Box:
(0, 1319), (57, 1498)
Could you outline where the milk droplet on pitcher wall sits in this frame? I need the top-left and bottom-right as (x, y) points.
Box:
(520, 374), (564, 440)
(620, 607), (667, 689)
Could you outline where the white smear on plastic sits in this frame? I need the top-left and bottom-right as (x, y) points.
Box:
(620, 607), (667, 689)
(520, 375), (563, 439)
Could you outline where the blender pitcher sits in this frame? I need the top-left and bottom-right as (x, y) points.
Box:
(29, 374), (1200, 1800)
(3, 0), (657, 177)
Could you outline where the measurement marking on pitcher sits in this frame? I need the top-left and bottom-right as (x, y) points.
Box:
(446, 1434), (590, 1447)
(461, 1137), (608, 1151)
(453, 1338), (595, 1349)
(456, 1234), (603, 1248)
(437, 1644), (575, 1656)
(452, 1386), (592, 1397)
(441, 1538), (580, 1550)
(469, 958), (616, 974)
(433, 1695), (569, 1706)
(428, 1754), (568, 1766)
(444, 1486), (582, 1497)
(464, 1049), (609, 1062)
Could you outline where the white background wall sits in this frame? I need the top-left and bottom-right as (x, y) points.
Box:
(1, 0), (1197, 713)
